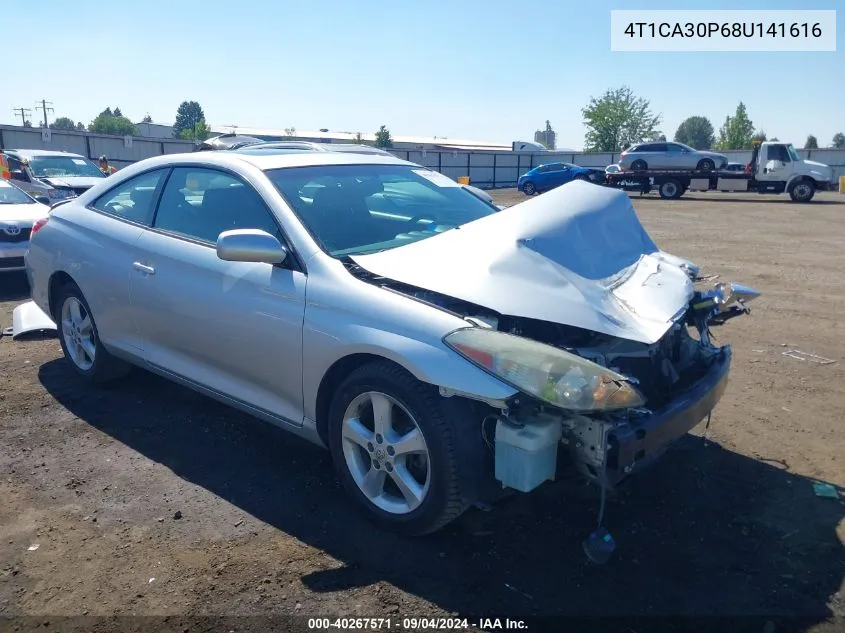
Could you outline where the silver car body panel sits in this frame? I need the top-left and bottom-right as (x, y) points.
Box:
(352, 181), (694, 345)
(11, 300), (57, 339)
(25, 151), (519, 450)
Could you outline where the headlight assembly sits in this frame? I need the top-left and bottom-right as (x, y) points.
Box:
(443, 327), (645, 412)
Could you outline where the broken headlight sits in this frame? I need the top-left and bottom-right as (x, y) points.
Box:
(444, 327), (645, 412)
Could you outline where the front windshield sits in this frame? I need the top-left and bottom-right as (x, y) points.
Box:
(28, 156), (105, 178)
(0, 181), (35, 205)
(265, 164), (499, 257)
(787, 144), (801, 161)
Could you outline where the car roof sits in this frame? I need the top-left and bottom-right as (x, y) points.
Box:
(3, 149), (87, 159)
(128, 150), (415, 173)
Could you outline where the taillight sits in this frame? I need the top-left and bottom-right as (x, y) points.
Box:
(745, 163), (751, 173)
(31, 217), (49, 237)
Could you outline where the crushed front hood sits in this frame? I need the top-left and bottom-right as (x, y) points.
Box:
(352, 181), (694, 344)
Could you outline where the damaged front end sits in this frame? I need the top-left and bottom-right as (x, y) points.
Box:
(445, 279), (760, 492)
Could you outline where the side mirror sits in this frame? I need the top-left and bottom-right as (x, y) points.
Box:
(35, 195), (51, 205)
(216, 229), (287, 264)
(10, 170), (29, 182)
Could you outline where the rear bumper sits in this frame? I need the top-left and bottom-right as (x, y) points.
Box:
(605, 346), (732, 485)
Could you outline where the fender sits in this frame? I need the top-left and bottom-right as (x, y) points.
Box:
(302, 323), (518, 423)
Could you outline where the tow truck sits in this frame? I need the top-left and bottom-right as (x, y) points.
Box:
(603, 141), (835, 202)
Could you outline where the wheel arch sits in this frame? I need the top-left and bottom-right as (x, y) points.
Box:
(48, 270), (77, 321)
(311, 344), (515, 447)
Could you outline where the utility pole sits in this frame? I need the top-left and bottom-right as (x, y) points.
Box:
(12, 107), (33, 126)
(35, 99), (54, 128)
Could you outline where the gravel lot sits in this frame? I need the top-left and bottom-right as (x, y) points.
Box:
(1, 188), (844, 630)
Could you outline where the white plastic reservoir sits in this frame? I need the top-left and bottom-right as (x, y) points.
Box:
(494, 418), (562, 492)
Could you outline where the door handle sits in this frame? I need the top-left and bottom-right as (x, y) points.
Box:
(132, 262), (156, 275)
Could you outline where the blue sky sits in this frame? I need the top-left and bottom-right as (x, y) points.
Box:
(4, 0), (842, 149)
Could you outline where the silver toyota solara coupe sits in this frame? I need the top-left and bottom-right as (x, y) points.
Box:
(25, 151), (759, 537)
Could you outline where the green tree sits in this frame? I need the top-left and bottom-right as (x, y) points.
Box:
(351, 132), (364, 144)
(178, 120), (210, 141)
(804, 135), (818, 149)
(88, 111), (138, 136)
(832, 132), (845, 149)
(173, 101), (206, 138)
(674, 116), (715, 149)
(23, 120), (32, 127)
(113, 107), (123, 118)
(50, 117), (77, 131)
(374, 125), (393, 148)
(715, 102), (755, 150)
(581, 86), (661, 152)
(142, 113), (153, 123)
(751, 130), (767, 144)
(76, 122), (85, 131)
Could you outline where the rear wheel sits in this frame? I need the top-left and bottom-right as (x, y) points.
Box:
(658, 178), (684, 200)
(696, 158), (715, 171)
(631, 159), (648, 171)
(56, 283), (131, 383)
(522, 181), (536, 195)
(327, 361), (477, 535)
(789, 180), (815, 202)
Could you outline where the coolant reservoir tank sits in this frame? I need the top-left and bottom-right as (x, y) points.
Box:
(494, 418), (562, 493)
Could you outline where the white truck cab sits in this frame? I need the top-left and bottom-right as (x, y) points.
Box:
(753, 142), (835, 201)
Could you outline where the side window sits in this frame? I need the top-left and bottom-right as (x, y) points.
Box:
(631, 145), (649, 153)
(651, 143), (668, 152)
(666, 144), (683, 153)
(91, 168), (168, 224)
(153, 167), (283, 245)
(768, 145), (790, 162)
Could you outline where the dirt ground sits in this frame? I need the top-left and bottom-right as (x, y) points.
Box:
(1, 189), (844, 631)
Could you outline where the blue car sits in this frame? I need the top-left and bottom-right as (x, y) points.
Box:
(517, 162), (602, 196)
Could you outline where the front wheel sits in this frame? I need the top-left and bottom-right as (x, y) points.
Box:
(522, 181), (536, 196)
(630, 159), (648, 171)
(789, 180), (815, 202)
(696, 158), (715, 171)
(327, 361), (475, 535)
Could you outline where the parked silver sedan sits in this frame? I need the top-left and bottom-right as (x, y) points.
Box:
(619, 142), (728, 171)
(25, 151), (758, 537)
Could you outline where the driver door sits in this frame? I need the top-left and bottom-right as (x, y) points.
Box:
(761, 144), (794, 182)
(130, 166), (307, 425)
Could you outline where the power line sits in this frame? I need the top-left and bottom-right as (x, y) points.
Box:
(11, 107), (33, 126)
(34, 99), (54, 128)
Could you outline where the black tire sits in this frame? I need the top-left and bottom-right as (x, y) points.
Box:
(522, 181), (536, 196)
(696, 158), (715, 171)
(658, 178), (684, 200)
(789, 179), (815, 202)
(327, 360), (479, 536)
(55, 282), (131, 383)
(630, 159), (648, 171)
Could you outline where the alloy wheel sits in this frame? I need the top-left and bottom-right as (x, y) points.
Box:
(341, 391), (431, 514)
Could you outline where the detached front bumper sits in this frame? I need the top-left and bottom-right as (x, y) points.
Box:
(603, 346), (732, 486)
